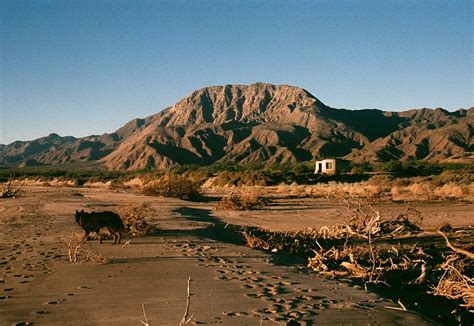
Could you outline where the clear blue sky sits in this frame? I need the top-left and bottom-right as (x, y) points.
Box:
(1, 0), (472, 144)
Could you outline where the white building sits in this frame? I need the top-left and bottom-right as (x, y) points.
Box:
(315, 158), (350, 174)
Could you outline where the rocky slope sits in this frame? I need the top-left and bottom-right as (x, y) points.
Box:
(1, 83), (472, 169)
(0, 115), (155, 167)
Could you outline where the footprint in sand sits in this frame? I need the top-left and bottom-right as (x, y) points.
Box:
(223, 311), (249, 317)
(245, 293), (265, 299)
(268, 303), (286, 313)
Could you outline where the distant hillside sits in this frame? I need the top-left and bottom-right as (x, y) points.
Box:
(0, 116), (155, 167)
(1, 83), (472, 170)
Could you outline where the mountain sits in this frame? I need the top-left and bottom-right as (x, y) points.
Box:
(1, 83), (472, 169)
(0, 115), (155, 167)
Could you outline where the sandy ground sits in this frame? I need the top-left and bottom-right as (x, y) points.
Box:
(2, 186), (472, 325)
(213, 195), (473, 232)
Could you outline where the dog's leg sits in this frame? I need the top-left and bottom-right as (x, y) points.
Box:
(108, 227), (117, 244)
(84, 230), (90, 241)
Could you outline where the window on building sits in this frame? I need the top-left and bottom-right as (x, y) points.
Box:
(326, 161), (333, 169)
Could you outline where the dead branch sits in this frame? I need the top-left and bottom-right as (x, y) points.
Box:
(397, 299), (407, 311)
(413, 262), (427, 284)
(179, 277), (194, 325)
(437, 230), (474, 259)
(140, 303), (149, 326)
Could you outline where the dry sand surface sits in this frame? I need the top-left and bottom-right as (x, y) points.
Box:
(2, 186), (472, 325)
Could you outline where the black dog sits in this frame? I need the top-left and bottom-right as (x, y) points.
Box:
(75, 209), (125, 244)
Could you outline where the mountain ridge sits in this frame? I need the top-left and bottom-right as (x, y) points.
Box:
(1, 83), (472, 169)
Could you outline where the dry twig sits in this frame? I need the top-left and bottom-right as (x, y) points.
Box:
(140, 303), (149, 326)
(179, 277), (194, 325)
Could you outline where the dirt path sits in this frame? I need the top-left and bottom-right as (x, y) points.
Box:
(0, 187), (439, 324)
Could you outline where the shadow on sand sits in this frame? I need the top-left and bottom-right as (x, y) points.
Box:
(149, 206), (306, 266)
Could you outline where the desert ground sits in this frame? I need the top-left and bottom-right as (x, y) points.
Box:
(1, 186), (473, 325)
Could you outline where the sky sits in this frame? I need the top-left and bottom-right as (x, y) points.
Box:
(1, 0), (472, 144)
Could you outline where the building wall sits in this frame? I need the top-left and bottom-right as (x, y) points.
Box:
(315, 159), (350, 174)
(315, 159), (336, 174)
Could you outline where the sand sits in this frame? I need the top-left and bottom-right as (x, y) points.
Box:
(2, 186), (469, 325)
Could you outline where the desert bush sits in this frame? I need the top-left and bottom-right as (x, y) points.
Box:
(433, 183), (466, 199)
(366, 174), (392, 186)
(406, 182), (434, 199)
(143, 174), (203, 201)
(431, 170), (474, 187)
(349, 161), (373, 174)
(109, 178), (127, 190)
(0, 173), (24, 198)
(305, 181), (386, 198)
(119, 202), (157, 236)
(61, 232), (106, 264)
(215, 191), (269, 210)
(379, 160), (403, 173)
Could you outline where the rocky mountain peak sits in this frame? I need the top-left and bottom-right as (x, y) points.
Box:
(157, 83), (326, 127)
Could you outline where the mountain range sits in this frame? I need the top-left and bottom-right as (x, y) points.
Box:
(1, 83), (473, 170)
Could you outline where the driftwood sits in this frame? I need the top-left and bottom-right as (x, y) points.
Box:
(437, 230), (474, 259)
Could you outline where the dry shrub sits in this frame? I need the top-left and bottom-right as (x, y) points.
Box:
(143, 174), (202, 201)
(302, 182), (385, 199)
(391, 181), (471, 201)
(390, 186), (404, 197)
(431, 170), (474, 187)
(109, 179), (128, 190)
(119, 202), (157, 236)
(275, 183), (308, 197)
(433, 183), (466, 199)
(1, 174), (25, 198)
(406, 182), (433, 199)
(432, 255), (473, 309)
(61, 232), (106, 264)
(215, 191), (269, 210)
(367, 174), (392, 186)
(210, 171), (272, 187)
(242, 231), (273, 250)
(238, 197), (473, 322)
(327, 192), (422, 238)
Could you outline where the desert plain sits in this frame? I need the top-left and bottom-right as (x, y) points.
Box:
(1, 184), (473, 325)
